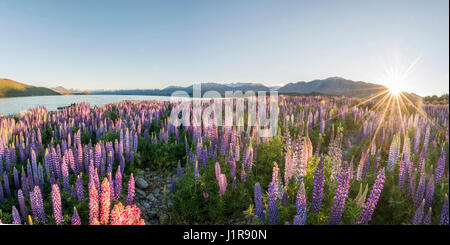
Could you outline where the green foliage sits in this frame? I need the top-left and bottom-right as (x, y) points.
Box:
(99, 131), (119, 143)
(138, 137), (186, 172)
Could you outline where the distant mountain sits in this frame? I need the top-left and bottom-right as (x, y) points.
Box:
(50, 86), (91, 95)
(69, 77), (421, 99)
(278, 77), (387, 98)
(90, 78), (394, 98)
(92, 82), (274, 96)
(0, 78), (61, 98)
(50, 86), (72, 95)
(269, 85), (282, 91)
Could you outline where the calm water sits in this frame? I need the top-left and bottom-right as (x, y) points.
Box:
(0, 95), (177, 116)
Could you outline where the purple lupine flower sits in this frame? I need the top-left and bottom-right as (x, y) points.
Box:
(230, 160), (237, 189)
(0, 181), (4, 203)
(120, 155), (125, 175)
(125, 128), (130, 155)
(72, 207), (81, 225)
(33, 185), (47, 224)
(3, 171), (11, 200)
(107, 149), (113, 175)
(412, 199), (425, 225)
(418, 149), (425, 173)
(425, 174), (435, 211)
(310, 157), (325, 213)
(126, 173), (135, 206)
(13, 167), (20, 190)
(398, 159), (407, 190)
(67, 149), (76, 175)
(20, 167), (29, 196)
(94, 143), (102, 173)
(4, 148), (10, 172)
(61, 156), (70, 191)
(100, 144), (106, 177)
(76, 174), (84, 202)
(293, 215), (304, 225)
(423, 207), (432, 225)
(27, 162), (34, 189)
(294, 182), (307, 225)
(415, 172), (426, 208)
(115, 166), (122, 200)
(440, 194), (449, 225)
(51, 184), (64, 225)
(38, 164), (45, 190)
(407, 170), (417, 199)
(12, 206), (21, 225)
(387, 135), (400, 172)
(435, 148), (446, 183)
(29, 189), (37, 221)
(356, 168), (385, 225)
(328, 164), (351, 225)
(17, 189), (28, 220)
(423, 124), (430, 153)
(254, 183), (265, 222)
(268, 182), (278, 225)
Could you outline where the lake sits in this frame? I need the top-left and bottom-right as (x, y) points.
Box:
(0, 95), (178, 116)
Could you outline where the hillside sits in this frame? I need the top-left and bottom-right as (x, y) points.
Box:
(278, 77), (388, 98)
(0, 79), (61, 98)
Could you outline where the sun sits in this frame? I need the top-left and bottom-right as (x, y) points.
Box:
(382, 66), (409, 96)
(386, 81), (403, 96)
(379, 54), (421, 97)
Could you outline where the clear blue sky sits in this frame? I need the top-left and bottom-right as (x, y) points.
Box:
(0, 0), (448, 96)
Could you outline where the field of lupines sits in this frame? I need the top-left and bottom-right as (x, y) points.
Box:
(0, 95), (448, 225)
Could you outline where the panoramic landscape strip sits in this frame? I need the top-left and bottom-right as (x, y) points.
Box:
(0, 85), (448, 225)
(0, 0), (448, 231)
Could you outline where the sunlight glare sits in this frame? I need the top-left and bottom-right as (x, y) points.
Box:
(380, 54), (421, 96)
(386, 79), (403, 96)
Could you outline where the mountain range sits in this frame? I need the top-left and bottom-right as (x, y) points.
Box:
(90, 77), (389, 98)
(92, 82), (276, 96)
(278, 77), (387, 98)
(1, 77), (418, 99)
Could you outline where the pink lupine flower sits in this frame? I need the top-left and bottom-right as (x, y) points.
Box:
(218, 173), (227, 196)
(109, 203), (145, 225)
(89, 184), (99, 225)
(51, 184), (64, 225)
(100, 178), (111, 225)
(215, 162), (221, 182)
